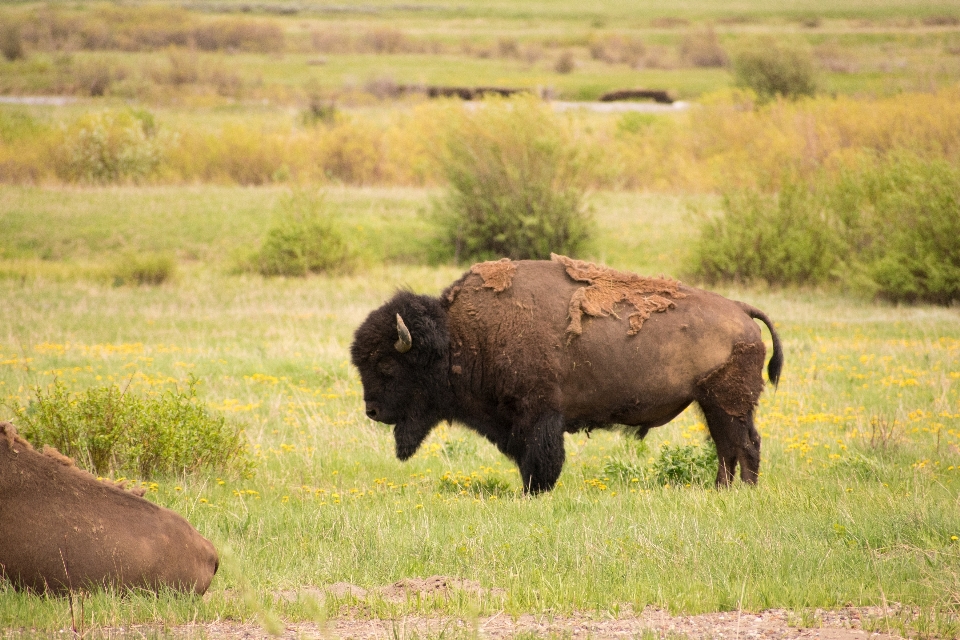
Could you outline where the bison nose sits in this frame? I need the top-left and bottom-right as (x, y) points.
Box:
(365, 402), (380, 420)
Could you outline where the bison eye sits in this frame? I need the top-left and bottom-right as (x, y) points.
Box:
(377, 359), (398, 376)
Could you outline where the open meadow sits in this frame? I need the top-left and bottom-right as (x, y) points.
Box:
(2, 0), (960, 638)
(0, 187), (959, 638)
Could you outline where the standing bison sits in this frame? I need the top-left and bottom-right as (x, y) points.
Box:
(0, 421), (218, 594)
(351, 255), (783, 493)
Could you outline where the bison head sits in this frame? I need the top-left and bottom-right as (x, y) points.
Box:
(350, 291), (451, 460)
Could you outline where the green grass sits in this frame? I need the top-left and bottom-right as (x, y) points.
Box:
(1, 185), (959, 635)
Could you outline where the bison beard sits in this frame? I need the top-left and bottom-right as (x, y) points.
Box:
(351, 257), (783, 493)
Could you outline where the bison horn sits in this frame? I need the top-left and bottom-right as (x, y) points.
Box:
(395, 314), (412, 353)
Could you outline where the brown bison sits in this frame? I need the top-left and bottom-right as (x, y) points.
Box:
(0, 422), (218, 594)
(351, 255), (783, 493)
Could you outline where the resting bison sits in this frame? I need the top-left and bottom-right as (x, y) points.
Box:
(0, 422), (218, 594)
(351, 255), (783, 493)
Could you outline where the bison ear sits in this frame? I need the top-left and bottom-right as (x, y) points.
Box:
(395, 314), (413, 353)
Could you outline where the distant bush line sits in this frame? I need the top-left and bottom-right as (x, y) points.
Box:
(1, 89), (958, 192)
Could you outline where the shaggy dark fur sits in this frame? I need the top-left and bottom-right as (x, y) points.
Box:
(351, 257), (784, 492)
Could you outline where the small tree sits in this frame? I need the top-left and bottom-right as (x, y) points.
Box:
(733, 37), (816, 102)
(434, 96), (592, 262)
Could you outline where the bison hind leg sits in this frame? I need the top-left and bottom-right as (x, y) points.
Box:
(699, 403), (760, 487)
(695, 342), (766, 487)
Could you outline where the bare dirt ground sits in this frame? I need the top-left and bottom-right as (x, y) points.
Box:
(111, 577), (909, 640)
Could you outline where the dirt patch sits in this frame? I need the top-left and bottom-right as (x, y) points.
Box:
(119, 604), (909, 639)
(551, 254), (686, 337)
(471, 259), (517, 293)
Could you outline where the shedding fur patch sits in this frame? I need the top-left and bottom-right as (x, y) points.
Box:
(470, 258), (517, 293)
(696, 342), (766, 417)
(551, 254), (686, 336)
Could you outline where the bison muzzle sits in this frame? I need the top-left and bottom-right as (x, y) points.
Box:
(351, 255), (783, 493)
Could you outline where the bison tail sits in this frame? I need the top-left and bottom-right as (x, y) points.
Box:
(736, 302), (784, 388)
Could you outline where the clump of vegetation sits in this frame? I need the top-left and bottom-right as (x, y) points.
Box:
(733, 36), (816, 101)
(691, 153), (960, 304)
(1, 21), (25, 61)
(650, 442), (718, 487)
(54, 109), (162, 184)
(554, 50), (575, 73)
(253, 189), (353, 277)
(692, 178), (842, 286)
(836, 154), (960, 304)
(680, 27), (728, 67)
(111, 252), (177, 286)
(5, 378), (253, 478)
(433, 95), (592, 262)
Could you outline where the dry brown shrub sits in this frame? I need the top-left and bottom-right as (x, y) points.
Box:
(193, 18), (284, 53)
(650, 16), (689, 28)
(311, 28), (352, 54)
(680, 27), (728, 67)
(360, 28), (409, 54)
(497, 38), (519, 58)
(554, 50), (575, 73)
(588, 33), (646, 66)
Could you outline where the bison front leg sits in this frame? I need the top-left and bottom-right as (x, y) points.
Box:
(512, 411), (566, 494)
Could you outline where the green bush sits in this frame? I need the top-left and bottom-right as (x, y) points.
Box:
(690, 154), (960, 304)
(434, 95), (592, 262)
(254, 189), (353, 277)
(692, 178), (843, 286)
(650, 442), (718, 487)
(733, 37), (816, 101)
(5, 378), (253, 478)
(834, 154), (960, 304)
(55, 109), (162, 184)
(111, 252), (177, 286)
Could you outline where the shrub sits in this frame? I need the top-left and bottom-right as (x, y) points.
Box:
(1, 22), (25, 61)
(692, 178), (843, 286)
(833, 154), (960, 304)
(5, 378), (253, 478)
(111, 252), (177, 286)
(554, 50), (575, 73)
(254, 189), (353, 276)
(192, 18), (284, 53)
(434, 95), (592, 262)
(733, 36), (816, 101)
(650, 442), (718, 487)
(55, 109), (162, 184)
(691, 154), (960, 304)
(680, 27), (728, 67)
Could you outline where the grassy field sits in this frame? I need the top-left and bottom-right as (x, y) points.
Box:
(1, 186), (959, 636)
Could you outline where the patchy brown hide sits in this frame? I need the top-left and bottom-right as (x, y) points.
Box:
(551, 253), (686, 336)
(0, 422), (218, 595)
(470, 258), (517, 293)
